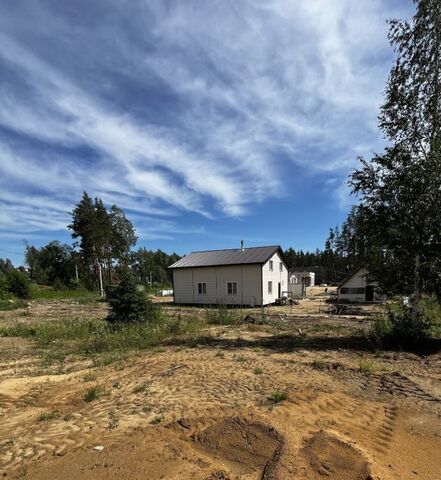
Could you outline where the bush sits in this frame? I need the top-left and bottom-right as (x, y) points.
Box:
(6, 269), (30, 299)
(106, 273), (159, 323)
(0, 272), (8, 300)
(370, 299), (436, 346)
(205, 306), (240, 325)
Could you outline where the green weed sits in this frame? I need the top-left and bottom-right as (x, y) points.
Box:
(359, 360), (376, 374)
(269, 390), (287, 404)
(311, 360), (326, 370)
(37, 410), (60, 422)
(83, 385), (105, 402)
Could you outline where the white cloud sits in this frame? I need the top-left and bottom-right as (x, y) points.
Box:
(0, 0), (412, 238)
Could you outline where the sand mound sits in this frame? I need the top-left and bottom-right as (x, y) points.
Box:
(302, 431), (371, 480)
(194, 417), (283, 476)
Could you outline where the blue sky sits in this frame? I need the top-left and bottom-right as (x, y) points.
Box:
(0, 0), (414, 265)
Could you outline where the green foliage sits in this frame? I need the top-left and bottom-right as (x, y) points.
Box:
(205, 306), (240, 325)
(5, 268), (30, 299)
(82, 371), (97, 382)
(0, 315), (204, 355)
(29, 284), (98, 301)
(349, 2), (441, 299)
(0, 272), (8, 300)
(0, 298), (28, 311)
(69, 192), (137, 288)
(106, 273), (159, 323)
(269, 390), (287, 404)
(311, 360), (326, 370)
(83, 385), (104, 402)
(130, 247), (180, 285)
(0, 259), (30, 299)
(359, 360), (376, 374)
(369, 298), (438, 346)
(37, 410), (61, 422)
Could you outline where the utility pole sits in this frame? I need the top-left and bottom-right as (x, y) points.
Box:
(75, 263), (79, 282)
(98, 262), (104, 297)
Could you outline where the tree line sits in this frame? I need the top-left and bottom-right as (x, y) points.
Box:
(24, 192), (181, 291)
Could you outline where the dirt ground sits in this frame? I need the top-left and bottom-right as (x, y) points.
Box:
(1, 297), (441, 480)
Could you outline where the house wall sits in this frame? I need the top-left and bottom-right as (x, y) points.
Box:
(337, 267), (381, 303)
(262, 252), (289, 304)
(172, 264), (262, 305)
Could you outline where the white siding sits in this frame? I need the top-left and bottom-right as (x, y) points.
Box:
(173, 264), (263, 305)
(337, 268), (382, 303)
(173, 269), (194, 303)
(262, 252), (288, 304)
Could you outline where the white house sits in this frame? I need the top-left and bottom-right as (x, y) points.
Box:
(169, 245), (288, 306)
(337, 267), (382, 303)
(289, 271), (315, 287)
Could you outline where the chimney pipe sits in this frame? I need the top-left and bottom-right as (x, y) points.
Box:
(240, 240), (244, 251)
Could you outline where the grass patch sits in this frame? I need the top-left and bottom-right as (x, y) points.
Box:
(359, 360), (376, 374)
(132, 380), (151, 394)
(82, 371), (97, 382)
(37, 410), (60, 421)
(269, 390), (287, 404)
(29, 285), (99, 301)
(83, 385), (105, 402)
(0, 298), (28, 311)
(311, 359), (326, 370)
(205, 306), (241, 325)
(309, 323), (345, 334)
(235, 354), (247, 362)
(253, 367), (263, 375)
(0, 315), (205, 356)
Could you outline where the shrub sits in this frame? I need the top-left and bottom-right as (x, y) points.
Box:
(370, 299), (435, 346)
(0, 272), (8, 300)
(106, 273), (159, 324)
(6, 269), (30, 299)
(269, 390), (287, 404)
(83, 385), (104, 402)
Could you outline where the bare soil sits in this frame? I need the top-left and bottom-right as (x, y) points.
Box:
(1, 297), (440, 480)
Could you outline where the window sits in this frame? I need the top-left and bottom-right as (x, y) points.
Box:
(227, 282), (238, 295)
(340, 287), (365, 295)
(197, 282), (207, 295)
(268, 281), (272, 294)
(269, 260), (273, 271)
(279, 262), (283, 272)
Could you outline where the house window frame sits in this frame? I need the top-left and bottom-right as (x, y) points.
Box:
(279, 262), (283, 272)
(197, 282), (207, 295)
(226, 281), (238, 296)
(269, 260), (273, 271)
(268, 281), (272, 295)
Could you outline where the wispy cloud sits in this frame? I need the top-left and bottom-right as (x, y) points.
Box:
(0, 0), (412, 250)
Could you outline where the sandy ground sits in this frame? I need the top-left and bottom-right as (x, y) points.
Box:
(1, 298), (440, 479)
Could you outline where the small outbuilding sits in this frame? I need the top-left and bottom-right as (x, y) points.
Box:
(337, 267), (382, 303)
(169, 245), (288, 306)
(289, 271), (315, 287)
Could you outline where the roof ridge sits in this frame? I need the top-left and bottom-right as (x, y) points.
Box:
(188, 245), (280, 254)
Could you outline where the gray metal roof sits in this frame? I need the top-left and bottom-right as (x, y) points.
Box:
(169, 245), (283, 269)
